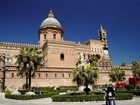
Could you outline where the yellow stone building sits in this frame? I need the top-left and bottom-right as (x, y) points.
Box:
(0, 10), (112, 91)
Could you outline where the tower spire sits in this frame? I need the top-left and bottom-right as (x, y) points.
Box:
(100, 24), (104, 31)
(48, 9), (54, 18)
(98, 25), (108, 50)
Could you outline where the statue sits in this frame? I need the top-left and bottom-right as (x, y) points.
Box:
(79, 52), (85, 65)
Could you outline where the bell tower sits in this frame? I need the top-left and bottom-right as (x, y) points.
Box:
(38, 9), (64, 47)
(98, 25), (108, 50)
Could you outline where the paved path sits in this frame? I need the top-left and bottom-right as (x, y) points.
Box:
(0, 93), (140, 105)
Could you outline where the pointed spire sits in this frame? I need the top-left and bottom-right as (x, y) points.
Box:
(48, 9), (54, 18)
(100, 24), (104, 31)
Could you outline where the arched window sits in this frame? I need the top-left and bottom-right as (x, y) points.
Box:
(12, 73), (14, 78)
(38, 73), (40, 78)
(69, 74), (71, 78)
(53, 34), (56, 39)
(62, 74), (64, 78)
(46, 73), (48, 77)
(60, 53), (64, 61)
(44, 34), (47, 40)
(55, 73), (57, 78)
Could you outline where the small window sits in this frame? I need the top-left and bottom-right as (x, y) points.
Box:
(53, 34), (56, 39)
(46, 73), (48, 77)
(12, 73), (14, 78)
(62, 74), (64, 78)
(60, 53), (64, 61)
(44, 34), (47, 40)
(55, 73), (57, 78)
(88, 55), (90, 59)
(69, 74), (71, 78)
(38, 73), (40, 78)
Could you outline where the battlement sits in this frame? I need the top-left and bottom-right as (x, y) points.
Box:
(0, 41), (38, 48)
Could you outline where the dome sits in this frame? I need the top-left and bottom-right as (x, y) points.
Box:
(40, 17), (62, 28)
(40, 10), (62, 29)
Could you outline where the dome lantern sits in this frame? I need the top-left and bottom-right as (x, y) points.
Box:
(48, 9), (54, 18)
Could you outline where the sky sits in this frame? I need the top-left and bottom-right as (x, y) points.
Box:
(0, 0), (140, 66)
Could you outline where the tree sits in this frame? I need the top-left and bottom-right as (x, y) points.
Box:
(82, 63), (98, 94)
(73, 54), (100, 95)
(16, 47), (43, 91)
(132, 61), (140, 80)
(73, 65), (84, 86)
(109, 67), (125, 82)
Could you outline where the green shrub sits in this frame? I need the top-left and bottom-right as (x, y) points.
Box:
(33, 86), (54, 92)
(116, 88), (140, 96)
(128, 89), (140, 96)
(52, 94), (104, 102)
(5, 89), (11, 95)
(5, 92), (59, 100)
(115, 88), (129, 93)
(57, 86), (78, 91)
(33, 86), (78, 94)
(52, 93), (133, 102)
(115, 93), (133, 100)
(32, 86), (55, 94)
(125, 84), (135, 90)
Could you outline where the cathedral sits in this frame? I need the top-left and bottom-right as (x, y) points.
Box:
(0, 10), (112, 91)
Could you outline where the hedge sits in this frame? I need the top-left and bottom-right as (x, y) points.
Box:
(57, 86), (78, 91)
(33, 86), (78, 94)
(116, 88), (140, 96)
(5, 92), (59, 100)
(115, 93), (133, 100)
(52, 93), (133, 102)
(129, 89), (140, 96)
(52, 94), (104, 102)
(32, 87), (54, 93)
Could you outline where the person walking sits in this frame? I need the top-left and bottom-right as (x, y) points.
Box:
(105, 84), (116, 105)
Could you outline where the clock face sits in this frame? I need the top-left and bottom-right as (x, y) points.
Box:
(104, 50), (108, 55)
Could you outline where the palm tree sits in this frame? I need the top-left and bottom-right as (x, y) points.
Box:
(73, 65), (84, 86)
(16, 47), (29, 90)
(73, 54), (100, 94)
(16, 47), (43, 91)
(109, 67), (125, 82)
(82, 63), (98, 94)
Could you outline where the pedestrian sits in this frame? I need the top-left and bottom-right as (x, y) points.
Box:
(105, 84), (116, 105)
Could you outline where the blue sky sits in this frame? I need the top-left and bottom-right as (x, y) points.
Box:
(0, 0), (140, 66)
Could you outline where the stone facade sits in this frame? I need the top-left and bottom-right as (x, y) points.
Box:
(117, 65), (133, 82)
(0, 10), (113, 91)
